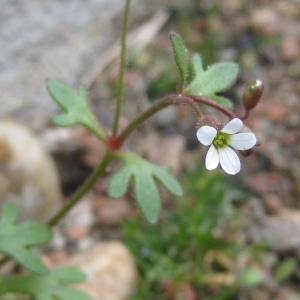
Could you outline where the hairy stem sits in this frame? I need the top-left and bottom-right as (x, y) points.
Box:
(118, 94), (203, 143)
(112, 0), (131, 135)
(185, 94), (236, 119)
(48, 151), (113, 227)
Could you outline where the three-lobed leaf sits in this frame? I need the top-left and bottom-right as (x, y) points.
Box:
(108, 151), (183, 223)
(170, 32), (189, 92)
(0, 266), (92, 300)
(185, 53), (239, 107)
(0, 203), (52, 274)
(47, 79), (106, 140)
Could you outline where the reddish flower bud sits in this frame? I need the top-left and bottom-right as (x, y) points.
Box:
(242, 80), (264, 111)
(239, 148), (255, 157)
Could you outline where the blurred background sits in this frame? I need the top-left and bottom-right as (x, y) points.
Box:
(1, 0), (300, 299)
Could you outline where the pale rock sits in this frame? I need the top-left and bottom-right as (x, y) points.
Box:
(93, 196), (130, 226)
(0, 0), (190, 128)
(76, 236), (95, 251)
(64, 195), (95, 229)
(0, 121), (62, 222)
(280, 37), (300, 62)
(62, 195), (96, 249)
(276, 1), (300, 18)
(67, 241), (137, 300)
(66, 224), (89, 242)
(250, 7), (279, 35)
(39, 127), (75, 153)
(51, 228), (66, 250)
(247, 208), (300, 252)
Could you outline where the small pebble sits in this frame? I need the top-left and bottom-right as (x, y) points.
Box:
(250, 7), (279, 35)
(280, 37), (300, 62)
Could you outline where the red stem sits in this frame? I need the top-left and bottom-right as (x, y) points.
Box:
(183, 94), (236, 119)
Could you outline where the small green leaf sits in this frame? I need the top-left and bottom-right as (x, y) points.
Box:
(108, 151), (183, 223)
(274, 258), (297, 283)
(169, 32), (189, 91)
(47, 79), (106, 140)
(238, 267), (265, 287)
(0, 203), (52, 274)
(0, 266), (93, 300)
(185, 53), (239, 107)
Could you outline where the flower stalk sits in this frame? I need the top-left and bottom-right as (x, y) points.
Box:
(112, 0), (131, 136)
(118, 94), (203, 144)
(184, 94), (236, 119)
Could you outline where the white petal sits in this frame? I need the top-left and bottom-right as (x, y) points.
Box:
(196, 126), (217, 146)
(221, 118), (243, 134)
(206, 145), (219, 170)
(219, 147), (240, 175)
(230, 133), (257, 150)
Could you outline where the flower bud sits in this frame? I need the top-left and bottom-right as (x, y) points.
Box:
(198, 115), (223, 130)
(242, 80), (264, 111)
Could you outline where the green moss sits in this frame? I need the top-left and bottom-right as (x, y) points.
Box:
(122, 167), (247, 299)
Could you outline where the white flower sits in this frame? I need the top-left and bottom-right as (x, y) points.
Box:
(196, 118), (257, 175)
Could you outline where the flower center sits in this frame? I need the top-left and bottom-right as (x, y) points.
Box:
(212, 131), (231, 149)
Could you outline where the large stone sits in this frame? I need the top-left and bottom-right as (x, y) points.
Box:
(0, 121), (62, 222)
(66, 241), (137, 300)
(247, 208), (300, 252)
(0, 0), (189, 128)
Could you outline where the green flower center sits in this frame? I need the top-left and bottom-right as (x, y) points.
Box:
(212, 131), (231, 149)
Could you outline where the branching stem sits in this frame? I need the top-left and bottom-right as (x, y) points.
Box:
(118, 94), (203, 143)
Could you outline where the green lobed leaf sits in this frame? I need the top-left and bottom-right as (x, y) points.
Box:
(152, 167), (183, 196)
(47, 79), (106, 139)
(52, 266), (86, 283)
(0, 203), (52, 274)
(200, 62), (239, 93)
(134, 172), (161, 224)
(212, 95), (233, 107)
(55, 286), (93, 300)
(191, 53), (204, 78)
(0, 266), (92, 300)
(169, 32), (189, 91)
(0, 202), (18, 224)
(185, 53), (239, 107)
(108, 151), (183, 223)
(108, 167), (132, 199)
